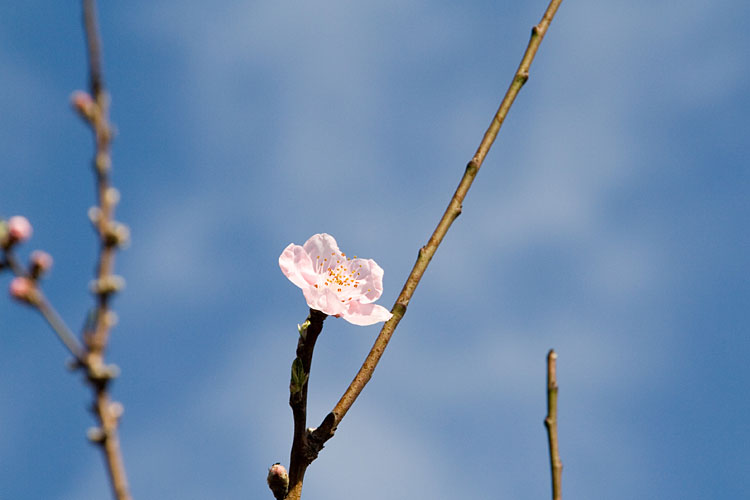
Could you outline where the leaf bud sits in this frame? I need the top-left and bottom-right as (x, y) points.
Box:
(30, 250), (53, 278)
(9, 276), (38, 305)
(71, 91), (96, 121)
(7, 216), (32, 245)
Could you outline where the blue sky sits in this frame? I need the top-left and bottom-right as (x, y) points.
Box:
(1, 0), (748, 499)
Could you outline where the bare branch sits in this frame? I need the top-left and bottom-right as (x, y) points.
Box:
(79, 1), (132, 498)
(544, 349), (563, 500)
(2, 250), (86, 361)
(327, 0), (565, 436)
(286, 310), (327, 500)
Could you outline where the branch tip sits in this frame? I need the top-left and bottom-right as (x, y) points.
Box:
(545, 348), (563, 500)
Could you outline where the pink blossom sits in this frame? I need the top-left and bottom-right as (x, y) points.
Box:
(7, 216), (32, 242)
(279, 233), (393, 326)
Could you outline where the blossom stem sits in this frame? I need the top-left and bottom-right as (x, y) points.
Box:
(287, 309), (327, 500)
(321, 0), (564, 444)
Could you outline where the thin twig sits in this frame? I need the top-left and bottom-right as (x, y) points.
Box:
(82, 0), (118, 363)
(544, 349), (562, 500)
(83, 0), (104, 96)
(2, 250), (26, 276)
(35, 294), (88, 362)
(2, 251), (86, 361)
(2, 2), (129, 498)
(327, 0), (564, 433)
(80, 1), (131, 499)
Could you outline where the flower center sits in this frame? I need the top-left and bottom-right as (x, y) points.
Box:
(313, 251), (370, 302)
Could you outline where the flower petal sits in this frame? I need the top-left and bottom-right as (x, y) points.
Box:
(348, 258), (385, 303)
(303, 286), (347, 317)
(279, 243), (316, 289)
(303, 233), (342, 272)
(342, 301), (393, 326)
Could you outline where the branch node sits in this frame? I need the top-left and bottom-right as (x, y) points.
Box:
(89, 274), (125, 296)
(87, 362), (120, 385)
(109, 401), (125, 420)
(87, 426), (106, 444)
(307, 411), (338, 456)
(95, 151), (111, 174)
(452, 205), (463, 221)
(103, 221), (130, 248)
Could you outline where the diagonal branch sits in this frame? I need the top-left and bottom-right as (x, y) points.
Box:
(2, 251), (86, 361)
(324, 0), (564, 436)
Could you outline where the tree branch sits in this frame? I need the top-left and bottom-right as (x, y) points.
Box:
(286, 310), (327, 500)
(2, 250), (86, 361)
(79, 2), (132, 498)
(321, 0), (565, 440)
(544, 349), (562, 500)
(81, 0), (121, 366)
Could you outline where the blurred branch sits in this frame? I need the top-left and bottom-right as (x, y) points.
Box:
(544, 349), (562, 500)
(79, 1), (132, 499)
(315, 0), (565, 442)
(2, 248), (26, 276)
(82, 0), (122, 363)
(1, 250), (86, 361)
(83, 0), (104, 96)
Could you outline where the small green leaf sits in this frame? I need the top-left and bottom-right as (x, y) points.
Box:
(290, 357), (308, 394)
(297, 320), (311, 340)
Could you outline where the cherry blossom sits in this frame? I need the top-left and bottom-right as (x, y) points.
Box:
(279, 233), (393, 326)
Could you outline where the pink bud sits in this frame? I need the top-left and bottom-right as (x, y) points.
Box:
(7, 216), (32, 242)
(267, 463), (289, 500)
(30, 250), (53, 277)
(268, 463), (288, 478)
(70, 90), (95, 119)
(9, 276), (35, 303)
